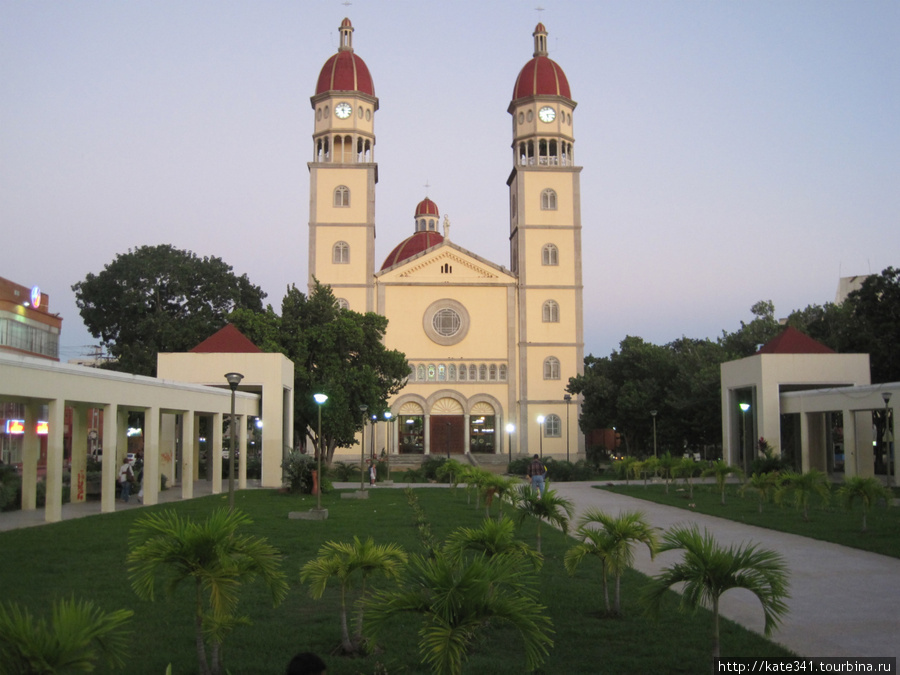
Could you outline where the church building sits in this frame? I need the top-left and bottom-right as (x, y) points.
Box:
(308, 19), (585, 459)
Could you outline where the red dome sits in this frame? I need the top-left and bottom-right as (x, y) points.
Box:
(415, 197), (439, 218)
(315, 19), (375, 96)
(381, 231), (444, 270)
(512, 23), (571, 101)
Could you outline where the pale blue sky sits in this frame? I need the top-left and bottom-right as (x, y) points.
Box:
(2, 1), (898, 361)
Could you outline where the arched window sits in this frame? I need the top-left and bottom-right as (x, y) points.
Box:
(469, 365), (477, 381)
(458, 364), (467, 381)
(336, 298), (350, 310)
(499, 364), (507, 381)
(333, 185), (350, 207)
(332, 241), (349, 264)
(438, 364), (446, 381)
(409, 363), (416, 380)
(542, 300), (559, 323)
(416, 364), (426, 381)
(541, 189), (557, 210)
(478, 364), (487, 381)
(543, 356), (560, 380)
(427, 364), (436, 381)
(448, 364), (457, 381)
(542, 243), (558, 266)
(489, 364), (497, 381)
(545, 414), (561, 437)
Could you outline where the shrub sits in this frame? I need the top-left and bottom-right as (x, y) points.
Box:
(419, 456), (448, 481)
(282, 451), (317, 494)
(328, 461), (357, 482)
(507, 457), (531, 475)
(751, 437), (791, 475)
(0, 468), (22, 511)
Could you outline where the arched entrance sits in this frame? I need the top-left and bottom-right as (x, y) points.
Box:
(430, 397), (465, 455)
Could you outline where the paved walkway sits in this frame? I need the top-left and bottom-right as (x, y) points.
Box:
(2, 480), (898, 660)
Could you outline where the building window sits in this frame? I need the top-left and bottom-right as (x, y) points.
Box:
(489, 364), (497, 381)
(428, 364), (436, 381)
(332, 241), (349, 264)
(448, 364), (456, 381)
(469, 364), (477, 381)
(479, 364), (487, 381)
(336, 298), (350, 310)
(433, 309), (461, 337)
(333, 185), (350, 207)
(423, 299), (470, 346)
(499, 364), (507, 381)
(542, 300), (559, 323)
(544, 414), (561, 437)
(438, 364), (446, 381)
(543, 356), (560, 380)
(416, 364), (426, 381)
(542, 244), (558, 266)
(541, 188), (557, 210)
(458, 365), (467, 381)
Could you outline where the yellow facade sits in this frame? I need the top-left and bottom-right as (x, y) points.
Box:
(310, 20), (584, 459)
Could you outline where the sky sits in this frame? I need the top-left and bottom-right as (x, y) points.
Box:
(2, 0), (898, 363)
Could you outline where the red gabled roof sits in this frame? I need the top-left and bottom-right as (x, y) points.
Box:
(190, 324), (262, 354)
(757, 327), (835, 355)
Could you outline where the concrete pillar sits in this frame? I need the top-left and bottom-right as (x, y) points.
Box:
(856, 411), (875, 478)
(424, 412), (431, 455)
(21, 401), (40, 511)
(45, 398), (65, 523)
(211, 412), (223, 495)
(238, 414), (247, 490)
(70, 405), (88, 504)
(182, 412), (195, 500)
(144, 407), (160, 506)
(464, 413), (471, 454)
(843, 410), (858, 478)
(101, 403), (117, 513)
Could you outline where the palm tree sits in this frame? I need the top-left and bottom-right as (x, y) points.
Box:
(642, 525), (790, 662)
(564, 508), (657, 615)
(775, 469), (831, 521)
(435, 458), (466, 493)
(702, 459), (743, 505)
(640, 456), (660, 488)
(740, 472), (781, 513)
(674, 457), (701, 498)
(512, 485), (574, 553)
(0, 597), (133, 673)
(128, 508), (288, 675)
(481, 473), (519, 520)
(300, 536), (407, 654)
(443, 516), (542, 570)
(366, 551), (553, 675)
(613, 456), (638, 485)
(657, 452), (679, 493)
(837, 476), (891, 532)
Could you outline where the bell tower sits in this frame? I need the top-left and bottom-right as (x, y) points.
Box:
(308, 18), (378, 311)
(508, 23), (585, 455)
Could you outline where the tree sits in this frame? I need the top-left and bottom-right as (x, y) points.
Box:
(845, 267), (900, 383)
(740, 472), (781, 514)
(300, 536), (407, 654)
(73, 244), (266, 375)
(232, 281), (409, 464)
(702, 460), (742, 505)
(512, 485), (574, 553)
(443, 517), (542, 570)
(643, 525), (790, 661)
(367, 551), (553, 675)
(718, 300), (782, 360)
(837, 476), (891, 532)
(657, 452), (679, 494)
(0, 597), (133, 674)
(127, 508), (288, 675)
(674, 456), (701, 499)
(565, 509), (657, 615)
(775, 470), (831, 521)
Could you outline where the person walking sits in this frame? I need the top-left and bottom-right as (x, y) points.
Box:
(118, 456), (135, 503)
(526, 454), (547, 498)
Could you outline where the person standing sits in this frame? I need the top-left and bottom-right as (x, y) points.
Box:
(527, 454), (546, 498)
(118, 457), (135, 503)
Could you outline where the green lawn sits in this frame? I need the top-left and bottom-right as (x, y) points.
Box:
(599, 480), (900, 558)
(1, 487), (793, 674)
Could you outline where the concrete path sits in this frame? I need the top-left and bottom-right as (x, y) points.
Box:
(552, 481), (900, 661)
(2, 479), (898, 661)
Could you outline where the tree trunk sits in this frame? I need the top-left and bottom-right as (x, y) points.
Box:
(613, 574), (621, 615)
(211, 641), (221, 675)
(339, 589), (354, 653)
(195, 584), (211, 675)
(862, 510), (868, 533)
(601, 564), (610, 614)
(536, 522), (542, 554)
(711, 597), (721, 669)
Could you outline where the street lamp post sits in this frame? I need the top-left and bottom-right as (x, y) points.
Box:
(506, 423), (515, 463)
(739, 402), (750, 474)
(882, 392), (893, 487)
(224, 372), (244, 511)
(564, 394), (572, 462)
(537, 415), (545, 458)
(384, 411), (392, 481)
(359, 405), (368, 491)
(650, 410), (658, 458)
(313, 393), (328, 511)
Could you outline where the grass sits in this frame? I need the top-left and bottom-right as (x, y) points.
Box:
(599, 480), (900, 559)
(0, 487), (793, 674)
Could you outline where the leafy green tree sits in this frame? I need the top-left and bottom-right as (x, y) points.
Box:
(512, 486), (574, 553)
(718, 300), (782, 360)
(643, 525), (790, 661)
(740, 472), (782, 513)
(845, 267), (900, 383)
(300, 536), (407, 654)
(565, 509), (657, 615)
(367, 551), (553, 675)
(702, 460), (743, 505)
(73, 244), (266, 375)
(480, 473), (519, 520)
(127, 508), (288, 675)
(837, 476), (891, 532)
(0, 597), (133, 674)
(232, 281), (409, 463)
(443, 517), (542, 570)
(674, 456), (701, 499)
(775, 470), (831, 521)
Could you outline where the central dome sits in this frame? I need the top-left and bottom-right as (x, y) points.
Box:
(512, 23), (571, 100)
(315, 18), (375, 97)
(381, 231), (444, 271)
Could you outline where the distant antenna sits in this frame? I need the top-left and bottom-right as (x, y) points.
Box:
(535, 5), (545, 19)
(342, 1), (352, 7)
(424, 179), (431, 196)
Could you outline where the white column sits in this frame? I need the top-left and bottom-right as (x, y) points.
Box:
(101, 404), (117, 513)
(843, 409), (858, 478)
(45, 398), (65, 523)
(211, 412), (223, 494)
(70, 405), (87, 504)
(144, 407), (160, 506)
(238, 415), (247, 490)
(182, 412), (195, 500)
(21, 402), (40, 511)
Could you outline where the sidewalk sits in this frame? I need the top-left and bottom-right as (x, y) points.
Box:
(2, 479), (898, 661)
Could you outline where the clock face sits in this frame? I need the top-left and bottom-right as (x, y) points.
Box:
(335, 102), (352, 119)
(538, 106), (556, 123)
